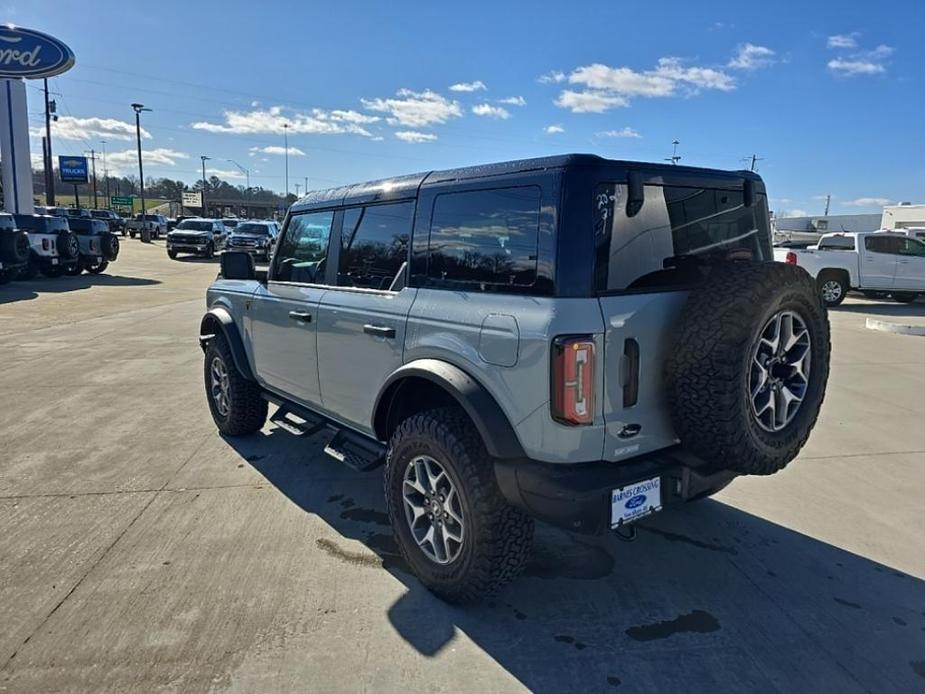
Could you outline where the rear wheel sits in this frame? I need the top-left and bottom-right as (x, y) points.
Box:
(817, 271), (848, 307)
(203, 333), (267, 436)
(384, 407), (534, 603)
(86, 261), (109, 275)
(66, 261), (83, 276)
(892, 292), (919, 304)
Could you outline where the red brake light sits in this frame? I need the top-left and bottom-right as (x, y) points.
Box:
(785, 251), (797, 265)
(551, 336), (596, 426)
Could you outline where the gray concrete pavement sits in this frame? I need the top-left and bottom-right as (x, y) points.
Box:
(1, 240), (924, 693)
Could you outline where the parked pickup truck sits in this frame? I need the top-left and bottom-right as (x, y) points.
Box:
(126, 213), (168, 241)
(775, 231), (925, 306)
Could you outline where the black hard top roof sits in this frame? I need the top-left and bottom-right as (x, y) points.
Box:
(290, 153), (763, 213)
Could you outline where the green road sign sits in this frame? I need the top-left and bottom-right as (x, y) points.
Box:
(110, 196), (133, 206)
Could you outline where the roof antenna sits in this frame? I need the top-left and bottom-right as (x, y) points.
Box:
(664, 139), (681, 165)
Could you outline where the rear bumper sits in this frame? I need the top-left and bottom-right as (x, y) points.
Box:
(494, 448), (737, 534)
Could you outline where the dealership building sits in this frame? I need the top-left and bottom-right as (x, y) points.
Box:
(880, 202), (925, 230)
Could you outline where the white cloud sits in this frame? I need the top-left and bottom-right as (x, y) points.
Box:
(780, 208), (809, 218)
(207, 168), (247, 180)
(361, 89), (462, 127)
(105, 148), (188, 174)
(844, 197), (892, 207)
(538, 70), (566, 84)
(498, 96), (527, 106)
(395, 130), (438, 143)
(827, 33), (859, 49)
(728, 43), (776, 70)
(827, 58), (885, 76)
(249, 145), (306, 156)
(449, 80), (486, 92)
(553, 57), (736, 113)
(29, 115), (150, 142)
(192, 106), (377, 136)
(554, 89), (628, 113)
(471, 103), (511, 119)
(597, 127), (642, 138)
(827, 41), (894, 77)
(545, 125), (564, 134)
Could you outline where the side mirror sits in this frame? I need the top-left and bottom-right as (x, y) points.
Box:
(220, 251), (256, 280)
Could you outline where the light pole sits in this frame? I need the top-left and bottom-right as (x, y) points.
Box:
(85, 149), (98, 209)
(101, 140), (110, 207)
(131, 103), (151, 215)
(283, 122), (290, 199)
(295, 183), (301, 197)
(200, 155), (210, 217)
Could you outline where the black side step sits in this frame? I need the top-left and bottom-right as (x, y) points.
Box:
(324, 430), (386, 472)
(269, 405), (325, 437)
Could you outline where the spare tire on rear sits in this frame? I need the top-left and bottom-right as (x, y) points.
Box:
(57, 230), (80, 260)
(665, 262), (830, 476)
(102, 231), (120, 260)
(0, 229), (30, 264)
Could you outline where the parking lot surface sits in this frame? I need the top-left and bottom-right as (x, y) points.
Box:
(1, 241), (924, 693)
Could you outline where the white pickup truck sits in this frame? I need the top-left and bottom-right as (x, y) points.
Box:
(774, 231), (925, 306)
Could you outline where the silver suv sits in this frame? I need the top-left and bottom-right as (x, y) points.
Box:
(200, 155), (831, 601)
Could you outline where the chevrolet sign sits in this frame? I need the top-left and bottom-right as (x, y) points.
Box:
(59, 156), (89, 184)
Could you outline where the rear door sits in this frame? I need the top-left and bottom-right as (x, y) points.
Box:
(315, 201), (416, 433)
(861, 235), (900, 288)
(248, 210), (335, 406)
(894, 237), (925, 291)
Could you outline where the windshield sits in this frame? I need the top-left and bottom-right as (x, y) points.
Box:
(91, 211), (109, 218)
(234, 223), (269, 235)
(142, 215), (160, 221)
(176, 220), (213, 231)
(594, 182), (772, 292)
(222, 219), (239, 228)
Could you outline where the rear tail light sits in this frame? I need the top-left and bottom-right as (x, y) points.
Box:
(90, 240), (97, 252)
(785, 251), (797, 265)
(42, 238), (49, 250)
(551, 336), (596, 426)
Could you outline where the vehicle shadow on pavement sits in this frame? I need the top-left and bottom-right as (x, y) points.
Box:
(0, 275), (160, 305)
(836, 301), (925, 317)
(226, 430), (925, 693)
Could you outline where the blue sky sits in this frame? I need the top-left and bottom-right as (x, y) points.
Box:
(14, 0), (924, 215)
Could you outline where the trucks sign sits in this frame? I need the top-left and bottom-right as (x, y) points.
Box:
(0, 26), (75, 79)
(59, 156), (89, 184)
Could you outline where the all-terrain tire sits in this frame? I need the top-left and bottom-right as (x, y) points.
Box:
(167, 249), (178, 259)
(384, 407), (534, 603)
(57, 231), (80, 261)
(102, 232), (120, 260)
(891, 292), (919, 304)
(817, 270), (848, 307)
(87, 261), (109, 274)
(666, 263), (830, 476)
(203, 333), (267, 436)
(0, 229), (30, 264)
(66, 260), (83, 276)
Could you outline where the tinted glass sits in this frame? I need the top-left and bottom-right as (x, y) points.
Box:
(91, 211), (108, 219)
(427, 187), (540, 289)
(900, 238), (925, 257)
(176, 220), (213, 231)
(594, 183), (771, 291)
(275, 211), (333, 283)
(235, 223), (269, 235)
(865, 236), (902, 254)
(223, 219), (239, 228)
(339, 202), (413, 289)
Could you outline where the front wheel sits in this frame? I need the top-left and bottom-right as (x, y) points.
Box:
(384, 407), (534, 603)
(129, 231), (136, 239)
(203, 334), (267, 435)
(167, 249), (178, 259)
(892, 292), (919, 304)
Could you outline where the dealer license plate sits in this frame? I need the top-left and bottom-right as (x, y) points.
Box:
(611, 476), (661, 527)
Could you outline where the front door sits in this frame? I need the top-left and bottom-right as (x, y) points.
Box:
(862, 235), (900, 289)
(895, 237), (925, 291)
(314, 201), (417, 433)
(248, 210), (334, 407)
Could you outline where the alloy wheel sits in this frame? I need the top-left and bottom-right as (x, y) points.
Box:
(401, 455), (465, 564)
(749, 310), (812, 432)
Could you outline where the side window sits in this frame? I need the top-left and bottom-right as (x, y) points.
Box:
(338, 201), (413, 289)
(274, 210), (334, 283)
(900, 238), (925, 257)
(865, 236), (902, 254)
(427, 187), (540, 289)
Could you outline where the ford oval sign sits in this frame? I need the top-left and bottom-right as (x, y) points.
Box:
(0, 25), (75, 79)
(625, 494), (647, 510)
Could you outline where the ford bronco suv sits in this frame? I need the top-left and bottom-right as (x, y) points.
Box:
(200, 155), (830, 602)
(12, 213), (81, 279)
(0, 213), (31, 284)
(64, 217), (121, 274)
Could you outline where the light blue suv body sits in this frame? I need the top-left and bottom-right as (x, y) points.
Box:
(200, 154), (829, 601)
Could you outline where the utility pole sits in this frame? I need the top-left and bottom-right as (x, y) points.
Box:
(101, 140), (110, 206)
(283, 122), (290, 199)
(665, 139), (681, 165)
(304, 176), (308, 193)
(43, 78), (56, 205)
(131, 103), (151, 216)
(85, 149), (98, 208)
(200, 155), (210, 217)
(824, 194), (831, 216)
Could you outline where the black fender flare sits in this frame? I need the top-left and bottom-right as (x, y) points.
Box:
(199, 308), (254, 380)
(373, 359), (526, 460)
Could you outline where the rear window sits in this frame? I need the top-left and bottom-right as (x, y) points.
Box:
(425, 187), (540, 290)
(594, 183), (771, 292)
(817, 236), (855, 250)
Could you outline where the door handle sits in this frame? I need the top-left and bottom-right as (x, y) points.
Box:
(363, 324), (395, 339)
(288, 310), (312, 322)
